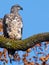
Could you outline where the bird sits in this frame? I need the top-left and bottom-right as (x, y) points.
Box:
(3, 4), (23, 40)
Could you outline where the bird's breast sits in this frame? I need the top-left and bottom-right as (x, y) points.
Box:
(6, 15), (23, 40)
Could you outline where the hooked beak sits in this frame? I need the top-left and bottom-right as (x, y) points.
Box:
(20, 7), (23, 10)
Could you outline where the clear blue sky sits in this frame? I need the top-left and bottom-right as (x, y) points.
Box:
(0, 0), (49, 39)
(0, 0), (49, 65)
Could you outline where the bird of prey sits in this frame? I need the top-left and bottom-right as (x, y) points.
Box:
(3, 4), (23, 40)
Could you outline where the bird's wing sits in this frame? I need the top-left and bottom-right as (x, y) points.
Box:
(3, 14), (15, 37)
(21, 20), (23, 35)
(20, 18), (23, 35)
(3, 14), (11, 37)
(18, 15), (23, 35)
(0, 18), (3, 32)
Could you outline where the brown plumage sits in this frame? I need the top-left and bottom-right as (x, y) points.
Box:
(3, 4), (23, 40)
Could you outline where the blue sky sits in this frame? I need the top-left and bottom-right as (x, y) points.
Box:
(0, 0), (49, 39)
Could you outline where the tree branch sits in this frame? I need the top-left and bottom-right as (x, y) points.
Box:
(0, 32), (49, 52)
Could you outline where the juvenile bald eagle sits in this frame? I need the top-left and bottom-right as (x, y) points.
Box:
(3, 4), (23, 40)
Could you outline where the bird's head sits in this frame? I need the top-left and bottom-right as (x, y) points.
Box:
(10, 4), (23, 13)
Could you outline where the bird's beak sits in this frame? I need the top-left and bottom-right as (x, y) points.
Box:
(20, 7), (23, 10)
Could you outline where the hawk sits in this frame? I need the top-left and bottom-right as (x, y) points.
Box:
(3, 4), (23, 40)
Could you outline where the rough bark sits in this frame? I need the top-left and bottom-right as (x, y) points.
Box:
(0, 32), (49, 52)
